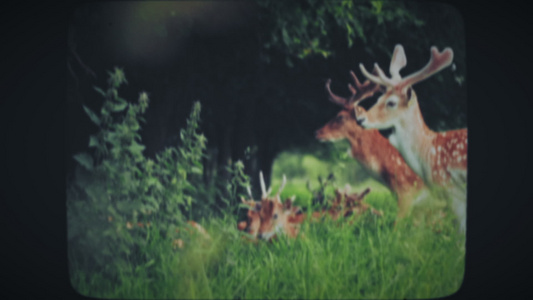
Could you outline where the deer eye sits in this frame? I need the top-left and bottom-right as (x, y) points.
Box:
(386, 100), (397, 108)
(335, 115), (344, 122)
(273, 214), (278, 219)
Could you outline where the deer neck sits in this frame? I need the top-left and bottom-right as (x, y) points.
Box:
(390, 96), (436, 182)
(343, 120), (389, 179)
(344, 121), (366, 153)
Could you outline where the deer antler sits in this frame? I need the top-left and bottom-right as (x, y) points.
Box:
(275, 174), (287, 203)
(246, 185), (253, 199)
(347, 70), (380, 106)
(325, 68), (380, 109)
(325, 79), (352, 107)
(359, 62), (395, 87)
(360, 45), (453, 90)
(398, 46), (453, 90)
(389, 44), (407, 80)
(259, 171), (268, 199)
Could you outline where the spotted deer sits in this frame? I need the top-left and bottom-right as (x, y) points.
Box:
(256, 184), (380, 240)
(309, 185), (381, 222)
(236, 172), (304, 241)
(315, 71), (426, 218)
(256, 172), (304, 241)
(238, 196), (261, 239)
(356, 45), (467, 232)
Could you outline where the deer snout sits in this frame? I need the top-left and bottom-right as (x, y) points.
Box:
(356, 117), (366, 127)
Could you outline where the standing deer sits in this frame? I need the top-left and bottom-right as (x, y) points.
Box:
(356, 45), (467, 232)
(315, 71), (426, 219)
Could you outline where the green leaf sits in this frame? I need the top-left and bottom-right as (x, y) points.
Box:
(116, 201), (143, 213)
(145, 259), (156, 268)
(93, 86), (106, 97)
(191, 166), (202, 175)
(83, 105), (101, 126)
(371, 1), (383, 14)
(89, 135), (99, 148)
(281, 27), (290, 46)
(110, 100), (128, 112)
(73, 153), (94, 171)
(183, 182), (197, 194)
(128, 143), (146, 155)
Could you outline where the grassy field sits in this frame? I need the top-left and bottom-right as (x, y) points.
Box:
(69, 150), (465, 299)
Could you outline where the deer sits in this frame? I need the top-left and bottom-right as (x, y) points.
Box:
(356, 44), (467, 232)
(237, 186), (263, 240)
(255, 183), (381, 240)
(236, 172), (305, 241)
(342, 186), (382, 218)
(315, 70), (427, 219)
(239, 172), (383, 241)
(308, 185), (380, 222)
(255, 172), (304, 241)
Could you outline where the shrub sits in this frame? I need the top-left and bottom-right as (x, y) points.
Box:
(67, 67), (207, 282)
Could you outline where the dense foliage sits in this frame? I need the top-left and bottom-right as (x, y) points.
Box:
(67, 69), (252, 283)
(257, 0), (424, 64)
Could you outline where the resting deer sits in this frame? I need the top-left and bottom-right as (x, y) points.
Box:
(237, 186), (262, 238)
(237, 172), (304, 241)
(256, 172), (304, 241)
(343, 186), (382, 218)
(309, 185), (380, 222)
(256, 184), (381, 240)
(357, 45), (467, 232)
(315, 71), (426, 218)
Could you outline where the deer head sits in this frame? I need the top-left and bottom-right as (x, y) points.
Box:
(355, 45), (454, 130)
(315, 70), (380, 141)
(256, 196), (302, 241)
(343, 187), (382, 217)
(238, 195), (261, 238)
(255, 172), (296, 241)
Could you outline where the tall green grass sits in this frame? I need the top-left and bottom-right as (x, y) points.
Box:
(70, 188), (464, 299)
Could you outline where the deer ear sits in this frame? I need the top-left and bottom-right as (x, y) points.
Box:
(360, 188), (371, 199)
(406, 87), (413, 100)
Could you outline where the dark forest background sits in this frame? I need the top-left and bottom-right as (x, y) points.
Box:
(66, 0), (466, 205)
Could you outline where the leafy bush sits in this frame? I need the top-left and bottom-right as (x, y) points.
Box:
(67, 67), (208, 282)
(256, 0), (424, 65)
